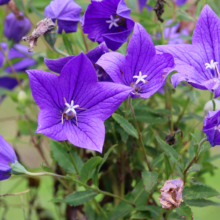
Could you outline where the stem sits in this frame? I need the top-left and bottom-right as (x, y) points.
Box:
(26, 171), (64, 178)
(183, 138), (208, 184)
(160, 23), (164, 45)
(63, 141), (79, 175)
(128, 96), (152, 171)
(0, 46), (23, 90)
(169, 91), (174, 134)
(53, 46), (69, 57)
(157, 208), (164, 220)
(93, 199), (107, 219)
(176, 97), (190, 125)
(0, 189), (30, 197)
(80, 26), (89, 53)
(212, 99), (216, 111)
(165, 209), (173, 220)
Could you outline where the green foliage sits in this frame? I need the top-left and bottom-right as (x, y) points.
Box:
(62, 32), (74, 55)
(142, 171), (158, 193)
(176, 202), (193, 220)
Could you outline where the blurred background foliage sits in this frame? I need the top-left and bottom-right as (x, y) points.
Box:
(1, 0), (220, 219)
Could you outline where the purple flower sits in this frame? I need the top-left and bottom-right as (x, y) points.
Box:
(156, 5), (220, 98)
(45, 43), (112, 82)
(27, 53), (132, 153)
(82, 0), (135, 51)
(0, 42), (36, 101)
(0, 0), (10, 5)
(203, 110), (220, 147)
(45, 0), (82, 34)
(0, 135), (17, 181)
(97, 23), (174, 99)
(174, 0), (187, 6)
(4, 12), (31, 43)
(137, 0), (153, 12)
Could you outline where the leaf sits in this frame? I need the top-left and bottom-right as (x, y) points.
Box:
(50, 140), (83, 174)
(80, 157), (102, 183)
(141, 171), (158, 193)
(150, 153), (164, 168)
(14, 0), (25, 13)
(176, 202), (193, 220)
(130, 211), (151, 219)
(156, 136), (183, 171)
(187, 164), (202, 173)
(169, 212), (184, 220)
(188, 141), (195, 160)
(17, 120), (38, 136)
(41, 163), (54, 174)
(183, 184), (219, 200)
(135, 205), (162, 219)
(112, 113), (138, 138)
(199, 141), (212, 156)
(28, 2), (45, 19)
(185, 199), (220, 207)
(164, 154), (172, 179)
(52, 190), (97, 206)
(141, 118), (162, 135)
(62, 32), (74, 55)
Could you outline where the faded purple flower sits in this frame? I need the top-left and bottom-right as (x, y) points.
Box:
(174, 0), (187, 6)
(0, 135), (17, 181)
(157, 5), (220, 98)
(203, 110), (220, 147)
(97, 23), (174, 99)
(45, 43), (112, 82)
(0, 42), (36, 102)
(82, 0), (135, 51)
(4, 12), (31, 43)
(45, 0), (82, 34)
(27, 53), (132, 152)
(137, 0), (153, 12)
(0, 0), (10, 5)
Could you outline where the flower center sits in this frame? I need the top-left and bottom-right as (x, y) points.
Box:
(130, 71), (148, 95)
(214, 124), (220, 132)
(133, 71), (148, 84)
(205, 60), (220, 78)
(106, 15), (120, 29)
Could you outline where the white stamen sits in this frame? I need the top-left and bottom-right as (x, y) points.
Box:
(65, 100), (79, 115)
(214, 125), (220, 132)
(106, 15), (120, 29)
(205, 60), (218, 70)
(133, 71), (148, 84)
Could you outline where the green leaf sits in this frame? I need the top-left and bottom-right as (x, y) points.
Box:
(130, 211), (151, 219)
(187, 164), (202, 173)
(164, 154), (172, 179)
(176, 9), (196, 21)
(14, 0), (25, 13)
(169, 212), (184, 220)
(199, 141), (212, 156)
(135, 205), (162, 219)
(62, 32), (74, 55)
(156, 136), (183, 171)
(41, 163), (54, 174)
(28, 2), (45, 19)
(141, 118), (162, 135)
(53, 190), (97, 206)
(112, 113), (138, 138)
(80, 157), (102, 183)
(17, 120), (38, 136)
(141, 171), (158, 193)
(185, 199), (220, 207)
(183, 184), (219, 200)
(176, 202), (193, 220)
(50, 140), (83, 174)
(150, 153), (164, 168)
(188, 141), (195, 160)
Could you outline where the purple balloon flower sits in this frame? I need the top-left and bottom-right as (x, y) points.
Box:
(203, 110), (220, 147)
(174, 0), (187, 6)
(27, 53), (132, 153)
(0, 0), (10, 5)
(156, 5), (220, 98)
(45, 42), (112, 82)
(45, 0), (82, 34)
(137, 0), (153, 12)
(0, 135), (17, 181)
(0, 42), (36, 101)
(4, 12), (31, 43)
(97, 23), (174, 99)
(82, 0), (135, 51)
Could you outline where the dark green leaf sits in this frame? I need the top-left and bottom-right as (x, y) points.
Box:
(151, 153), (164, 168)
(112, 113), (138, 138)
(135, 205), (162, 219)
(185, 199), (220, 207)
(176, 202), (192, 220)
(142, 171), (158, 193)
(130, 211), (151, 219)
(164, 154), (172, 179)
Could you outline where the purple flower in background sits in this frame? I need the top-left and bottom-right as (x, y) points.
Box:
(0, 0), (10, 5)
(28, 53), (131, 152)
(174, 0), (187, 6)
(137, 0), (153, 12)
(156, 5), (220, 98)
(4, 12), (31, 43)
(45, 43), (112, 82)
(97, 23), (174, 99)
(82, 0), (135, 51)
(45, 0), (82, 34)
(203, 110), (220, 147)
(0, 42), (36, 102)
(0, 135), (17, 181)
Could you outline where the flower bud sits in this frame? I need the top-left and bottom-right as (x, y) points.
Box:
(203, 100), (220, 116)
(159, 178), (184, 209)
(10, 161), (28, 175)
(44, 27), (58, 48)
(17, 90), (27, 105)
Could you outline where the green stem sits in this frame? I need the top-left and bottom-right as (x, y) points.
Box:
(157, 208), (164, 220)
(128, 96), (152, 171)
(53, 46), (69, 57)
(160, 23), (164, 45)
(165, 209), (173, 220)
(63, 141), (79, 175)
(176, 97), (190, 125)
(93, 199), (107, 219)
(169, 91), (174, 134)
(26, 171), (64, 178)
(212, 99), (216, 111)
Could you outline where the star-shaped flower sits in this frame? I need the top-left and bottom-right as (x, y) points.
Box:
(97, 23), (174, 99)
(156, 5), (220, 98)
(82, 0), (135, 51)
(27, 53), (132, 153)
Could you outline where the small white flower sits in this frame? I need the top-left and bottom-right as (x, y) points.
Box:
(65, 100), (79, 115)
(106, 15), (120, 29)
(133, 71), (148, 84)
(205, 60), (218, 70)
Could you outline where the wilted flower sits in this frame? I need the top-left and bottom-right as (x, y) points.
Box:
(0, 135), (17, 181)
(203, 110), (220, 146)
(0, 0), (10, 5)
(97, 23), (174, 99)
(4, 12), (31, 43)
(82, 0), (135, 51)
(159, 178), (184, 209)
(156, 5), (220, 98)
(45, 42), (112, 82)
(27, 53), (132, 153)
(22, 17), (55, 52)
(44, 0), (82, 34)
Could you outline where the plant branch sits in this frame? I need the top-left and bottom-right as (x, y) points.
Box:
(0, 189), (30, 197)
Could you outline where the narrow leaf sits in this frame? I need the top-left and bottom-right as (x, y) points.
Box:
(150, 153), (164, 168)
(164, 154), (172, 179)
(62, 32), (74, 55)
(176, 202), (193, 220)
(141, 171), (158, 193)
(185, 199), (220, 207)
(187, 164), (202, 173)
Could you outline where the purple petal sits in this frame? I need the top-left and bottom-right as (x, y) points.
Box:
(0, 0), (10, 5)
